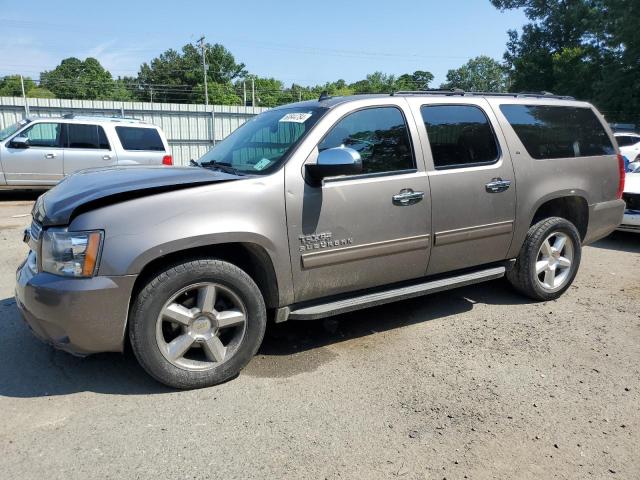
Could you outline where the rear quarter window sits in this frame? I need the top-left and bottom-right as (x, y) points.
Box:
(500, 105), (614, 159)
(116, 126), (165, 151)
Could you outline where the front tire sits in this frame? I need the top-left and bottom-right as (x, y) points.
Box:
(507, 217), (582, 301)
(129, 259), (266, 389)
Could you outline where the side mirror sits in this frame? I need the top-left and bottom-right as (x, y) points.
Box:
(9, 136), (29, 149)
(306, 147), (362, 185)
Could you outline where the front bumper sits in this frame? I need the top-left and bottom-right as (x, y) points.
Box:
(15, 256), (137, 355)
(618, 209), (640, 233)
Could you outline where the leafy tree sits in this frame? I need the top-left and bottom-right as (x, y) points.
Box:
(0, 75), (36, 97)
(441, 56), (508, 92)
(137, 43), (247, 103)
(396, 70), (434, 90)
(41, 57), (117, 100)
(26, 87), (56, 99)
(491, 0), (640, 123)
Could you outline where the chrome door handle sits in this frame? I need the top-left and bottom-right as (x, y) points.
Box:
(44, 153), (56, 159)
(485, 178), (511, 193)
(392, 189), (424, 206)
(102, 155), (112, 161)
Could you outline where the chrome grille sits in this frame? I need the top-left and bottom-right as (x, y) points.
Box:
(30, 220), (42, 242)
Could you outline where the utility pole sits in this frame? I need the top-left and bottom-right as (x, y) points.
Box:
(149, 86), (154, 104)
(198, 35), (209, 107)
(251, 78), (255, 107)
(243, 80), (247, 107)
(20, 75), (29, 116)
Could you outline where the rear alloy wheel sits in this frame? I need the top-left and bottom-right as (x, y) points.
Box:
(507, 217), (582, 301)
(129, 259), (266, 389)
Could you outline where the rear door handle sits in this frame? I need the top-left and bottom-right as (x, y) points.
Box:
(44, 153), (56, 159)
(392, 189), (425, 206)
(485, 178), (511, 193)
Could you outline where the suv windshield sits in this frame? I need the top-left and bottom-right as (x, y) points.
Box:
(198, 106), (326, 175)
(0, 119), (30, 141)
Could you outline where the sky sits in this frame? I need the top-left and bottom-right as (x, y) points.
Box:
(0, 0), (527, 87)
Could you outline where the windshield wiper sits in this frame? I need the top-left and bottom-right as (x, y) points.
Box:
(197, 159), (245, 176)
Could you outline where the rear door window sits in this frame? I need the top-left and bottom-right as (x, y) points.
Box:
(500, 105), (615, 159)
(116, 127), (165, 151)
(67, 124), (110, 149)
(420, 105), (500, 169)
(319, 106), (415, 175)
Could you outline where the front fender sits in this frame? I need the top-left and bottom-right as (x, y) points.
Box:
(69, 174), (295, 305)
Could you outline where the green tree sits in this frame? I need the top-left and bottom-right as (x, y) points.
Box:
(491, 0), (640, 123)
(26, 87), (56, 99)
(396, 70), (434, 90)
(0, 75), (36, 97)
(137, 43), (247, 103)
(441, 56), (508, 92)
(41, 57), (117, 100)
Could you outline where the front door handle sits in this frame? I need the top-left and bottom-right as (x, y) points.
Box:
(102, 155), (112, 161)
(485, 178), (512, 193)
(392, 188), (424, 206)
(44, 153), (56, 159)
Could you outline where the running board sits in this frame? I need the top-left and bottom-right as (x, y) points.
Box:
(284, 266), (506, 321)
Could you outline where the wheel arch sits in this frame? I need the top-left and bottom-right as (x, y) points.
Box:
(529, 194), (589, 241)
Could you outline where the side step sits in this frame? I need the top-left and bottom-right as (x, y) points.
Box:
(285, 266), (506, 321)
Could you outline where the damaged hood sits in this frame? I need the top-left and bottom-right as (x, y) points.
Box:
(33, 166), (240, 226)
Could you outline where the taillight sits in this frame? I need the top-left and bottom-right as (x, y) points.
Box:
(617, 153), (625, 199)
(162, 155), (173, 166)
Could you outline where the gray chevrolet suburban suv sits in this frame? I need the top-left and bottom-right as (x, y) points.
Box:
(15, 91), (626, 389)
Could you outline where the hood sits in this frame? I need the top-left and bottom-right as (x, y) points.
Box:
(624, 172), (640, 195)
(33, 166), (239, 226)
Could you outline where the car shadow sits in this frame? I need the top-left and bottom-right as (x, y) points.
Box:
(589, 231), (640, 254)
(0, 190), (44, 202)
(0, 279), (530, 397)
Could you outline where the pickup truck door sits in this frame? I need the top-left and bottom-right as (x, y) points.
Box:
(63, 123), (117, 175)
(285, 101), (432, 303)
(408, 98), (517, 275)
(2, 122), (64, 186)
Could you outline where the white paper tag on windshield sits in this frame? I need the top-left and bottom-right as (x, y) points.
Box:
(253, 158), (271, 171)
(279, 112), (312, 123)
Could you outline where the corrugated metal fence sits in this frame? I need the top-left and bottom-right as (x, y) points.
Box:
(0, 96), (268, 165)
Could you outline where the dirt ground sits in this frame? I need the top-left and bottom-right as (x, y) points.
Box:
(0, 191), (638, 480)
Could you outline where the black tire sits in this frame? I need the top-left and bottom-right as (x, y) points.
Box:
(129, 259), (266, 389)
(506, 217), (582, 301)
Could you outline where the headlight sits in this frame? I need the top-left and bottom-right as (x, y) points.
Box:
(41, 229), (103, 277)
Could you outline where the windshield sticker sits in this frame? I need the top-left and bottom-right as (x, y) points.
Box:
(279, 112), (312, 123)
(253, 158), (271, 171)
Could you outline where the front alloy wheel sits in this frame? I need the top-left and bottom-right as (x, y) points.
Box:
(129, 259), (267, 389)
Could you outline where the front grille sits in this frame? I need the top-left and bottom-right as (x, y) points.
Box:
(623, 193), (640, 211)
(30, 220), (42, 242)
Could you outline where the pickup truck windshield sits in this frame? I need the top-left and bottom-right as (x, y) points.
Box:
(0, 119), (30, 141)
(198, 106), (326, 175)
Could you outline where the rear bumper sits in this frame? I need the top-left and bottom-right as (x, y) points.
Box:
(618, 209), (640, 233)
(15, 257), (136, 355)
(583, 199), (625, 244)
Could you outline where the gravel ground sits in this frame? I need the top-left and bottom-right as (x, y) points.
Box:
(0, 191), (638, 480)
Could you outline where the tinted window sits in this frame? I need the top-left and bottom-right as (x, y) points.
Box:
(67, 124), (110, 149)
(319, 107), (414, 174)
(116, 127), (165, 151)
(420, 105), (499, 169)
(500, 105), (615, 159)
(616, 135), (640, 147)
(20, 123), (61, 148)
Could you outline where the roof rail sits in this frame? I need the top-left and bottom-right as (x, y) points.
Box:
(391, 89), (575, 100)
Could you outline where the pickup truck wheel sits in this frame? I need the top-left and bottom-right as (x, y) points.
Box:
(129, 259), (266, 389)
(507, 217), (582, 301)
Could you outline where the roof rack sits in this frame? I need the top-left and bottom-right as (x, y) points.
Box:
(391, 89), (575, 100)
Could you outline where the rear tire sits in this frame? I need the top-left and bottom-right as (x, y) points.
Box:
(129, 259), (266, 389)
(507, 217), (581, 301)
